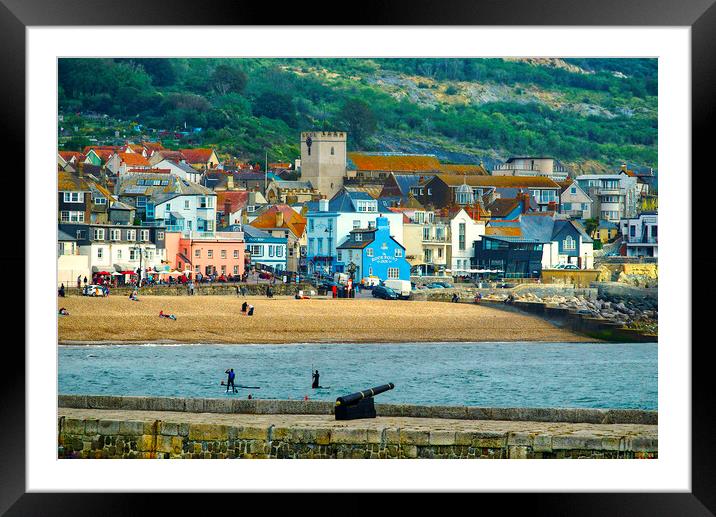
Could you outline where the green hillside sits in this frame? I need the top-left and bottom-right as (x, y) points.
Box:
(58, 57), (657, 171)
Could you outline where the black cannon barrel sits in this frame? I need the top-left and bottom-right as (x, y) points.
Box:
(335, 383), (394, 406)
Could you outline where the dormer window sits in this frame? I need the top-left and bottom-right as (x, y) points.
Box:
(356, 200), (377, 213)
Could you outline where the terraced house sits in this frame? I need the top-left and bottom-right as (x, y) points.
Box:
(116, 173), (217, 237)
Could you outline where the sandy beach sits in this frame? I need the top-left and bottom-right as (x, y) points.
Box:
(57, 295), (595, 344)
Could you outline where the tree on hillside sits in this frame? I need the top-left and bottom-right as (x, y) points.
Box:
(340, 98), (377, 147)
(254, 91), (296, 126)
(212, 65), (248, 95)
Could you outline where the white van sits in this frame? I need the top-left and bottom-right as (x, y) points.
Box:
(383, 279), (411, 299)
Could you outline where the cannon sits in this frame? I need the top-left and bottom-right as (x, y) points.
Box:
(334, 383), (395, 421)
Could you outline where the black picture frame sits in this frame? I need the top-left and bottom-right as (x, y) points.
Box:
(3, 0), (707, 513)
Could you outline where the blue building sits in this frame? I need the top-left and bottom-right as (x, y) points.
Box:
(241, 225), (288, 272)
(336, 216), (410, 282)
(305, 190), (404, 277)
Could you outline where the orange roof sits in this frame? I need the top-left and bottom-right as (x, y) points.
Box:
(120, 153), (150, 167)
(251, 204), (307, 238)
(128, 168), (169, 173)
(348, 152), (441, 172)
(435, 174), (560, 188)
(83, 145), (121, 155)
(142, 141), (165, 152)
(180, 148), (215, 164)
(486, 226), (522, 237)
(438, 164), (488, 175)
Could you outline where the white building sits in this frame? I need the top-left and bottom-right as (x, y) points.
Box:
(450, 208), (486, 275)
(575, 174), (639, 222)
(620, 212), (658, 258)
(152, 159), (203, 183)
(560, 181), (593, 219)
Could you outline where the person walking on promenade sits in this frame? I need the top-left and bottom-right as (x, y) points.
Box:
(241, 285), (247, 297)
(76, 276), (81, 291)
(189, 281), (195, 296)
(83, 276), (88, 287)
(58, 283), (65, 297)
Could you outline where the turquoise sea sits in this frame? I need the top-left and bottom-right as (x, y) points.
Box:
(58, 342), (658, 410)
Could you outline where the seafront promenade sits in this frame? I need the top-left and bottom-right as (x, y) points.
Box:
(58, 396), (657, 459)
(57, 295), (595, 344)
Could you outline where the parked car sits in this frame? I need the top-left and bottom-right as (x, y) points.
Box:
(424, 283), (444, 289)
(372, 285), (398, 300)
(82, 284), (105, 297)
(435, 281), (454, 288)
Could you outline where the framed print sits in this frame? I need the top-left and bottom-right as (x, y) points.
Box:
(3, 0), (709, 513)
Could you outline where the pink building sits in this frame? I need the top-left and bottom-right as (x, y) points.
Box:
(165, 231), (245, 277)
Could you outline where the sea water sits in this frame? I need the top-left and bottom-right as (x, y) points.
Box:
(58, 342), (657, 410)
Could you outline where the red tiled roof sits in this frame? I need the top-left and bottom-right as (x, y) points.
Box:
(180, 148), (215, 164)
(217, 190), (250, 214)
(438, 164), (488, 175)
(128, 168), (170, 174)
(435, 174), (560, 188)
(59, 151), (81, 162)
(348, 152), (441, 172)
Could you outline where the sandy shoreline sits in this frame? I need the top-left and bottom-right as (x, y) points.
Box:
(57, 295), (597, 345)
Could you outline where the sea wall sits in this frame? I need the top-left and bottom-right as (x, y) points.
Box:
(61, 283), (314, 297)
(57, 396), (658, 460)
(58, 395), (657, 424)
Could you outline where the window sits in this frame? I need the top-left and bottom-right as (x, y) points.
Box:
(630, 225), (636, 237)
(369, 267), (373, 276)
(63, 192), (84, 203)
(276, 247), (283, 257)
(136, 196), (147, 208)
(221, 265), (226, 274)
(157, 231), (164, 240)
(563, 203), (572, 211)
(367, 248), (374, 257)
(97, 247), (103, 259)
(140, 230), (150, 242)
(60, 211), (70, 222)
(268, 246), (274, 257)
(337, 250), (343, 262)
(221, 249), (227, 259)
(185, 200), (190, 209)
(93, 228), (105, 240)
(62, 211), (85, 223)
(76, 230), (86, 239)
(195, 266), (200, 273)
(438, 248), (443, 258)
(207, 250), (213, 258)
(233, 250), (239, 258)
(117, 249), (122, 259)
(424, 249), (432, 263)
(207, 220), (214, 232)
(94, 197), (107, 205)
(127, 230), (136, 241)
(459, 222), (466, 250)
(423, 227), (430, 240)
(317, 238), (323, 255)
(195, 249), (201, 258)
(110, 229), (120, 241)
(582, 203), (588, 210)
(388, 268), (399, 279)
(355, 233), (362, 242)
(564, 235), (576, 250)
(356, 200), (377, 212)
(309, 219), (315, 231)
(233, 266), (239, 274)
(331, 146), (335, 155)
(308, 238), (314, 255)
(353, 220), (360, 229)
(129, 249), (138, 261)
(395, 248), (402, 257)
(166, 203), (171, 211)
(571, 187), (577, 194)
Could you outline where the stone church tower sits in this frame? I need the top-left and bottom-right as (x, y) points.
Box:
(300, 131), (347, 199)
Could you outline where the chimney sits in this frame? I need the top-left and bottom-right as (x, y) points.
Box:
(227, 174), (234, 190)
(521, 190), (530, 214)
(78, 162), (84, 178)
(547, 201), (557, 212)
(319, 196), (329, 212)
(275, 210), (284, 228)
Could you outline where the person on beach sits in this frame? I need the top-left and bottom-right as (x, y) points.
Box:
(225, 368), (236, 393)
(58, 307), (69, 316)
(77, 276), (81, 290)
(159, 310), (177, 320)
(241, 286), (247, 297)
(129, 289), (139, 301)
(312, 370), (320, 389)
(58, 283), (65, 297)
(241, 301), (248, 313)
(247, 305), (254, 316)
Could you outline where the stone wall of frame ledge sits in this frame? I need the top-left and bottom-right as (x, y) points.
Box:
(57, 415), (658, 460)
(58, 395), (657, 425)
